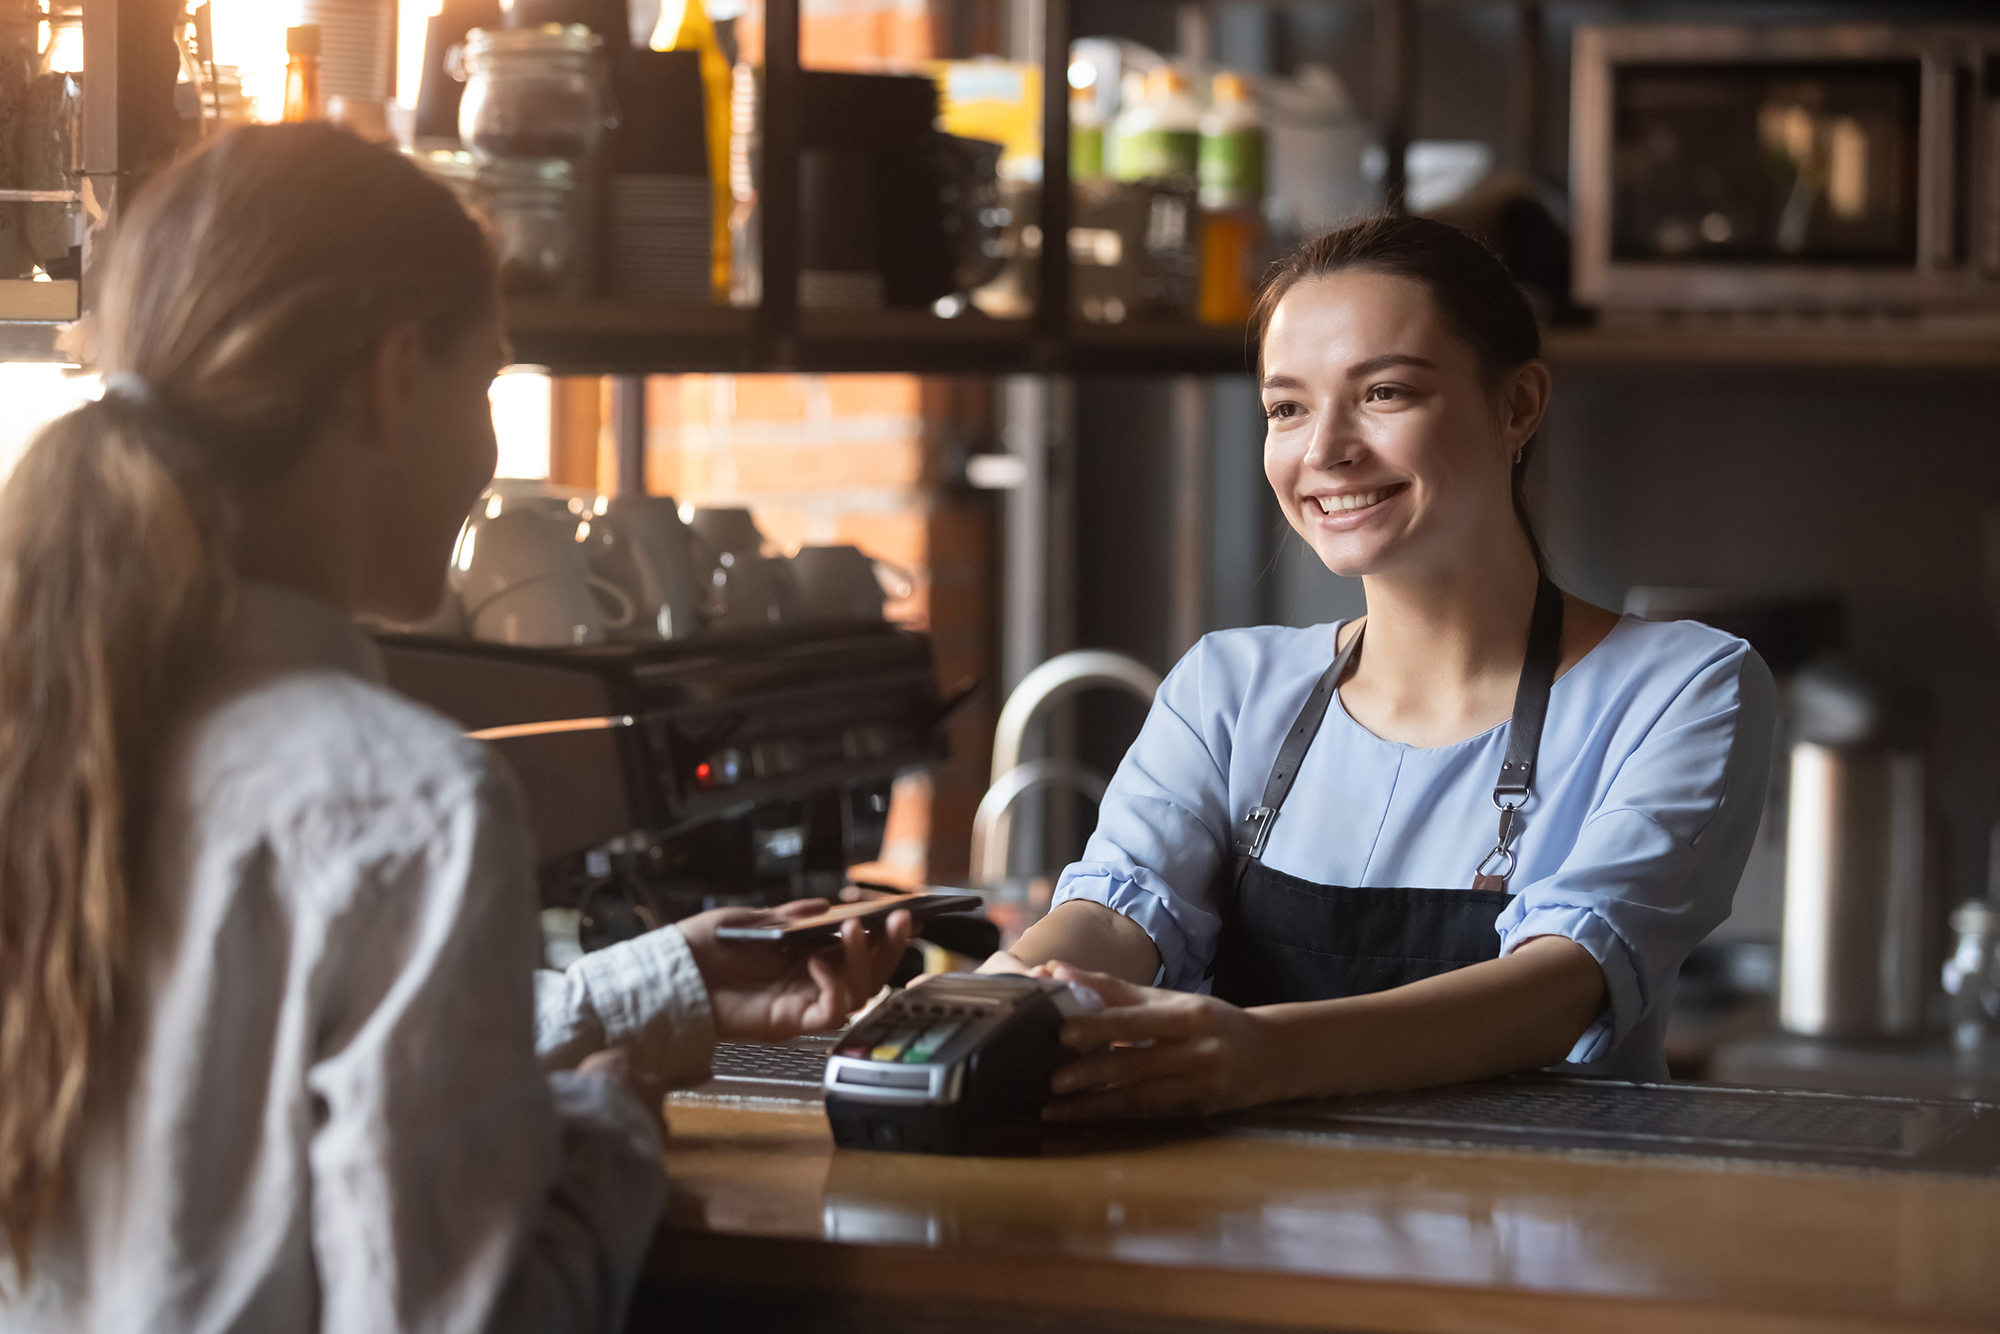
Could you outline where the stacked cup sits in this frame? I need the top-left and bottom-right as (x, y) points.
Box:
(610, 47), (713, 301)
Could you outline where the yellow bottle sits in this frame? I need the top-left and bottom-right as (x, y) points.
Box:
(653, 0), (733, 302)
(281, 25), (322, 124)
(1197, 71), (1265, 325)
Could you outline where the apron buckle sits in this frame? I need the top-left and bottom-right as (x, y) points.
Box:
(1241, 805), (1277, 858)
(1472, 801), (1520, 887)
(1474, 842), (1517, 882)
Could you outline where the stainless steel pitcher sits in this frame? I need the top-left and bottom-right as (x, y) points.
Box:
(1778, 658), (1933, 1038)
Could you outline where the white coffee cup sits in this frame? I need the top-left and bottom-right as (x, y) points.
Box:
(685, 505), (767, 558)
(590, 494), (706, 641)
(788, 545), (911, 621)
(706, 552), (799, 632)
(455, 508), (635, 647)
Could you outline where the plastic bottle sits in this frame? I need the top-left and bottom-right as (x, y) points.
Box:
(1111, 65), (1198, 183)
(1070, 80), (1105, 181)
(653, 0), (733, 302)
(1197, 71), (1266, 325)
(1199, 72), (1264, 210)
(1105, 69), (1145, 182)
(281, 25), (322, 123)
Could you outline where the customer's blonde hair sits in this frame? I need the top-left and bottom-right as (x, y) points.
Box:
(0, 123), (494, 1266)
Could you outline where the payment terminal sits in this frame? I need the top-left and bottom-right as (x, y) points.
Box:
(824, 973), (1103, 1155)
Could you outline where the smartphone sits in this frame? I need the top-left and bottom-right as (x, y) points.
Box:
(712, 893), (984, 946)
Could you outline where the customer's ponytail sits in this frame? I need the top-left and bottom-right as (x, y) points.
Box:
(0, 391), (231, 1259)
(0, 123), (494, 1267)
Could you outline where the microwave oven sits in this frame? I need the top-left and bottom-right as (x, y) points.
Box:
(1571, 24), (2000, 312)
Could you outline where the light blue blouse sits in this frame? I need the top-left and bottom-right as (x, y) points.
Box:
(1051, 615), (1777, 1081)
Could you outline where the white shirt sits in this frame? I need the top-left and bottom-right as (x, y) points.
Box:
(1, 583), (717, 1333)
(1053, 614), (1777, 1081)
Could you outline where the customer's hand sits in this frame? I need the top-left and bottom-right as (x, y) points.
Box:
(677, 902), (913, 1041)
(1037, 963), (1290, 1121)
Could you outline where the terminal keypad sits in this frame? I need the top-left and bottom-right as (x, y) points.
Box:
(837, 999), (990, 1064)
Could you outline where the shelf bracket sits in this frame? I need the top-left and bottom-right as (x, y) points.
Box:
(1032, 0), (1070, 362)
(757, 0), (801, 369)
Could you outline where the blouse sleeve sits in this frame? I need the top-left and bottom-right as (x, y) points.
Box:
(1051, 639), (1239, 991)
(302, 755), (664, 1334)
(1497, 640), (1778, 1066)
(534, 926), (716, 1086)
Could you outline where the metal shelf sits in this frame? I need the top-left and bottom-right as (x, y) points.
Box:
(1544, 320), (2000, 372)
(499, 0), (1335, 378)
(507, 302), (2000, 377)
(506, 300), (757, 375)
(24, 2), (1996, 381)
(504, 299), (1257, 376)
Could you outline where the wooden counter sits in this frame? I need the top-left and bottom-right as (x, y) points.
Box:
(631, 1099), (2000, 1334)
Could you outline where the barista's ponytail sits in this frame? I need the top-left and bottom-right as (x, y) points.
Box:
(0, 123), (494, 1268)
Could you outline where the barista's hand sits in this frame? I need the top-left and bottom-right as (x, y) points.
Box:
(677, 902), (912, 1042)
(1038, 963), (1290, 1120)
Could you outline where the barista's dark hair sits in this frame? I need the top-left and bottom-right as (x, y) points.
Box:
(1251, 213), (1547, 572)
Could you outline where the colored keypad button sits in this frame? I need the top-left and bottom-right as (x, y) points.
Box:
(869, 1024), (927, 1061)
(901, 1019), (963, 1062)
(835, 1026), (889, 1057)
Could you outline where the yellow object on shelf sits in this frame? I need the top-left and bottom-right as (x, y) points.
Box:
(281, 25), (322, 123)
(1197, 210), (1261, 326)
(653, 0), (734, 302)
(930, 59), (1042, 179)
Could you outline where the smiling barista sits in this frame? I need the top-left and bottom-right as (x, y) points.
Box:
(982, 215), (1776, 1119)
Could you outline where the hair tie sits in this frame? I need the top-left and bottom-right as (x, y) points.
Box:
(97, 371), (206, 475)
(99, 372), (164, 413)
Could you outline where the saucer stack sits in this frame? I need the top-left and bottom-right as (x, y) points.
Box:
(607, 174), (711, 300)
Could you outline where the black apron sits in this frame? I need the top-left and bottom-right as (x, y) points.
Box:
(1210, 579), (1565, 1007)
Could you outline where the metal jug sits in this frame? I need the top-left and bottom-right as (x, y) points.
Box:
(1779, 658), (1933, 1038)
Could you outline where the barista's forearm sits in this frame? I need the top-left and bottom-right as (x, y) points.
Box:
(1262, 935), (1607, 1099)
(990, 900), (1161, 986)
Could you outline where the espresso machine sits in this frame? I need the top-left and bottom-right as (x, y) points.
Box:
(372, 621), (963, 948)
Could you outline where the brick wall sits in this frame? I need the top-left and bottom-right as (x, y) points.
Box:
(735, 0), (939, 71)
(609, 372), (995, 884)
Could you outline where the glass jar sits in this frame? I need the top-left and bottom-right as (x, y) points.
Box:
(487, 159), (583, 297)
(455, 25), (606, 166)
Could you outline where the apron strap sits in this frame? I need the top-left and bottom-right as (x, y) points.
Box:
(1235, 625), (1366, 860)
(1473, 576), (1564, 889)
(1493, 575), (1565, 805)
(1234, 576), (1566, 878)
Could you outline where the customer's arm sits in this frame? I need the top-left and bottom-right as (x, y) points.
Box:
(534, 903), (913, 1080)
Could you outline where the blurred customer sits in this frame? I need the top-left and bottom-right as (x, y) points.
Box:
(0, 123), (908, 1332)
